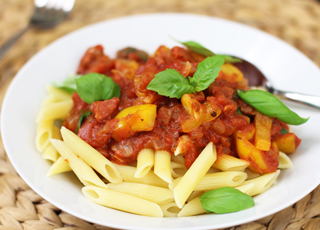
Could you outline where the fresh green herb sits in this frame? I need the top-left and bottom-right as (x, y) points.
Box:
(147, 56), (224, 99)
(200, 187), (255, 214)
(236, 107), (243, 114)
(217, 55), (242, 63)
(170, 37), (242, 63)
(76, 73), (120, 104)
(190, 55), (225, 91)
(280, 128), (289, 134)
(76, 111), (92, 134)
(237, 89), (309, 125)
(53, 75), (81, 93)
(147, 69), (195, 99)
(171, 37), (215, 57)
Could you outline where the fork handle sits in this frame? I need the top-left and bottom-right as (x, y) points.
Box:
(0, 25), (31, 61)
(273, 89), (320, 109)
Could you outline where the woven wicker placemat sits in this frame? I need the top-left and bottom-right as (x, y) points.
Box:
(1, 0), (320, 229)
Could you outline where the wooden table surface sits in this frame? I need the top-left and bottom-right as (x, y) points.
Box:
(1, 0), (320, 229)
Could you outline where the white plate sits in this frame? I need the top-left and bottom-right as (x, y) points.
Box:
(1, 13), (320, 230)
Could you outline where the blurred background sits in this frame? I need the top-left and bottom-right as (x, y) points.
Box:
(1, 0), (320, 92)
(0, 0), (320, 229)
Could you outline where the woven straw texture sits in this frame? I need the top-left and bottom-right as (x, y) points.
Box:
(1, 0), (320, 229)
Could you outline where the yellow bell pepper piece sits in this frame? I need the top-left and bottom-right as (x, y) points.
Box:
(235, 130), (279, 174)
(181, 94), (221, 133)
(181, 94), (203, 121)
(274, 133), (297, 154)
(254, 112), (273, 151)
(112, 104), (157, 141)
(219, 63), (244, 82)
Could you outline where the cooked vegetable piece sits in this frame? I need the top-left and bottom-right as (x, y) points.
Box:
(219, 63), (244, 83)
(235, 130), (279, 173)
(254, 112), (273, 151)
(112, 104), (157, 141)
(181, 94), (203, 121)
(274, 133), (301, 154)
(181, 96), (221, 133)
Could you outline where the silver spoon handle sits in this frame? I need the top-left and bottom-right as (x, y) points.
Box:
(273, 89), (320, 109)
(0, 25), (31, 61)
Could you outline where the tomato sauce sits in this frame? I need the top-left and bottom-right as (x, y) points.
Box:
(63, 45), (301, 172)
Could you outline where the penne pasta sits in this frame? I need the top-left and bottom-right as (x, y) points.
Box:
(242, 170), (281, 196)
(50, 139), (107, 188)
(160, 202), (181, 217)
(40, 95), (57, 107)
(213, 154), (250, 172)
(173, 142), (217, 208)
(177, 197), (206, 217)
(61, 127), (122, 184)
(82, 186), (163, 217)
(278, 151), (293, 169)
(169, 177), (181, 192)
(154, 150), (172, 183)
(135, 148), (155, 178)
(235, 182), (255, 195)
(187, 190), (205, 202)
(171, 154), (185, 165)
(115, 165), (168, 188)
(107, 182), (174, 205)
(42, 145), (59, 162)
(207, 167), (221, 174)
(47, 156), (72, 176)
(171, 161), (187, 179)
(36, 99), (73, 122)
(46, 85), (73, 101)
(245, 168), (261, 180)
(36, 119), (54, 152)
(42, 126), (62, 162)
(194, 171), (247, 191)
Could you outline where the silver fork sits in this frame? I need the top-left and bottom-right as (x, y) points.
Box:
(0, 0), (75, 61)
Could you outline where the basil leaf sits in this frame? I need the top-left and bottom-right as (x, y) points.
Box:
(280, 128), (289, 134)
(238, 89), (309, 125)
(170, 37), (241, 63)
(236, 107), (243, 114)
(176, 40), (216, 57)
(200, 187), (255, 214)
(190, 55), (225, 92)
(53, 74), (81, 93)
(76, 73), (120, 104)
(76, 111), (92, 134)
(147, 69), (194, 99)
(216, 55), (242, 64)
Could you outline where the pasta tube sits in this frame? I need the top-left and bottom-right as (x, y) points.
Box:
(242, 170), (281, 196)
(82, 186), (163, 217)
(61, 127), (122, 183)
(194, 171), (247, 191)
(177, 197), (206, 217)
(107, 182), (173, 204)
(135, 148), (155, 178)
(278, 151), (293, 169)
(50, 139), (107, 188)
(47, 156), (72, 176)
(115, 165), (168, 188)
(160, 202), (181, 217)
(173, 142), (217, 208)
(154, 150), (172, 183)
(213, 154), (250, 171)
